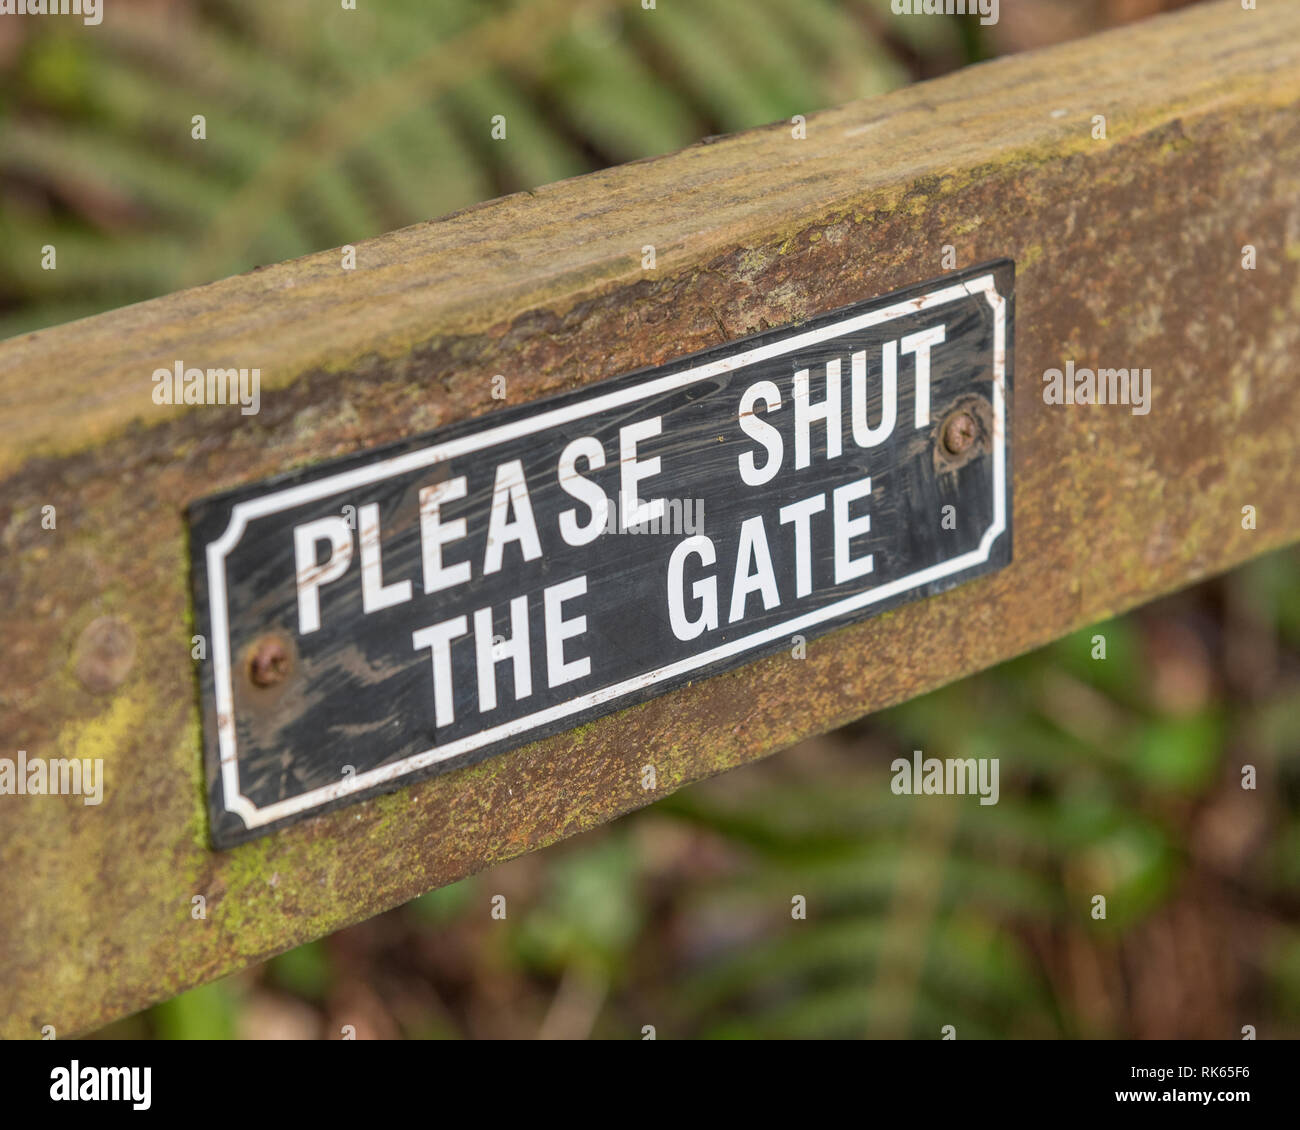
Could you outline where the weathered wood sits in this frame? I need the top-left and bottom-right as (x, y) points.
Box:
(2, 0), (1299, 1036)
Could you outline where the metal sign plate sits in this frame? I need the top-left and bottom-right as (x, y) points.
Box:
(190, 260), (1014, 847)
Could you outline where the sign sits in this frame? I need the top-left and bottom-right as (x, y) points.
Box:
(190, 261), (1014, 847)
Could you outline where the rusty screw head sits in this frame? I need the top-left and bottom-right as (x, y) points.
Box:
(73, 616), (136, 695)
(942, 411), (977, 456)
(248, 636), (290, 688)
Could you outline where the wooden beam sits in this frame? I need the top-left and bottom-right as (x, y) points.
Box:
(2, 0), (1299, 1036)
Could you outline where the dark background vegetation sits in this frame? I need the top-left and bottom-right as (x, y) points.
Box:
(4, 0), (1294, 1039)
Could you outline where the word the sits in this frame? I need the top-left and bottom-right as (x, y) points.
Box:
(412, 575), (592, 727)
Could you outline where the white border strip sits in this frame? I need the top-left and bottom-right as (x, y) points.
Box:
(207, 275), (1008, 829)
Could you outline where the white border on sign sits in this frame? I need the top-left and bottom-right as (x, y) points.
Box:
(207, 275), (1008, 829)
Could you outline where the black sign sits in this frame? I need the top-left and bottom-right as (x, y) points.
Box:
(190, 261), (1014, 847)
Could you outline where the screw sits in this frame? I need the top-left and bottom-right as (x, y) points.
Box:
(73, 616), (136, 694)
(248, 636), (290, 688)
(942, 411), (977, 456)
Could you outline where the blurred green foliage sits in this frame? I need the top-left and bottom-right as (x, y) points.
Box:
(510, 838), (644, 981)
(0, 0), (984, 339)
(150, 979), (238, 1040)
